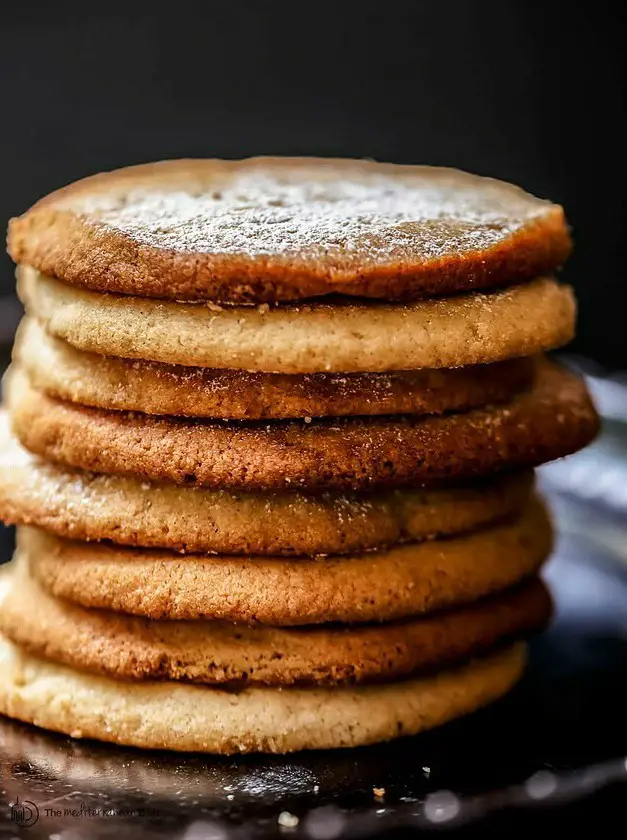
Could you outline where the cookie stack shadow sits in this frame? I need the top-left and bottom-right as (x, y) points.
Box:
(0, 159), (599, 753)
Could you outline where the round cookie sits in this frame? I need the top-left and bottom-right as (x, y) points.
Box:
(0, 563), (550, 686)
(7, 157), (570, 303)
(7, 362), (599, 491)
(21, 499), (552, 624)
(17, 268), (575, 373)
(14, 317), (535, 419)
(0, 636), (526, 753)
(0, 413), (533, 555)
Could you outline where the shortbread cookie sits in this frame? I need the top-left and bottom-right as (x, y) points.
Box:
(7, 362), (598, 491)
(14, 318), (535, 419)
(0, 415), (532, 555)
(7, 157), (570, 303)
(21, 500), (552, 624)
(0, 636), (526, 752)
(0, 564), (550, 685)
(17, 269), (575, 373)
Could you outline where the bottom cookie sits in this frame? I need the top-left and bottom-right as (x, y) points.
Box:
(0, 636), (524, 753)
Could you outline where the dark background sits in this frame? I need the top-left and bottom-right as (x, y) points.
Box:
(1, 1), (625, 367)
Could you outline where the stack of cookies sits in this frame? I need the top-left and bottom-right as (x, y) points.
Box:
(0, 159), (598, 753)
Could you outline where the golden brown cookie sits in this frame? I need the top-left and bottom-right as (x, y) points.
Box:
(7, 157), (570, 303)
(14, 317), (535, 419)
(21, 499), (552, 624)
(0, 562), (550, 685)
(17, 269), (575, 373)
(7, 361), (599, 491)
(0, 635), (526, 753)
(0, 413), (533, 555)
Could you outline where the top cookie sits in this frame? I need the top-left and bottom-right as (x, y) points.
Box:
(7, 158), (570, 303)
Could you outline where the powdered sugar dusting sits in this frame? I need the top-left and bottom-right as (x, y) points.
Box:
(83, 162), (554, 262)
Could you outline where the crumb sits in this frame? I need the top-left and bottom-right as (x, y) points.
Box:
(278, 811), (299, 828)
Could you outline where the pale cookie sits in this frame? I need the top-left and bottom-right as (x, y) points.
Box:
(7, 157), (570, 303)
(0, 636), (526, 752)
(7, 362), (599, 491)
(0, 413), (533, 555)
(21, 499), (552, 624)
(14, 317), (535, 419)
(0, 562), (550, 685)
(17, 268), (575, 373)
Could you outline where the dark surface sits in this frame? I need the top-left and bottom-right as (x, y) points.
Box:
(1, 1), (627, 367)
(1, 383), (627, 837)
